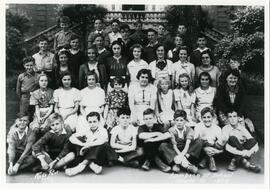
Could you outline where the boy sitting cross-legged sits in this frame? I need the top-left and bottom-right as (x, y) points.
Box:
(7, 113), (37, 175)
(65, 112), (123, 176)
(222, 110), (261, 173)
(32, 113), (75, 172)
(137, 108), (172, 172)
(158, 110), (202, 174)
(110, 107), (143, 168)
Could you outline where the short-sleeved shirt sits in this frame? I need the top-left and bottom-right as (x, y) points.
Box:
(30, 88), (54, 108)
(127, 59), (149, 84)
(149, 59), (173, 81)
(110, 125), (138, 146)
(76, 127), (108, 144)
(79, 87), (105, 113)
(54, 30), (74, 49)
(222, 124), (253, 144)
(32, 51), (54, 72)
(195, 86), (216, 114)
(194, 122), (222, 145)
(169, 126), (194, 148)
(172, 61), (195, 84)
(53, 87), (80, 108)
(174, 88), (196, 110)
(137, 123), (166, 146)
(16, 72), (39, 94)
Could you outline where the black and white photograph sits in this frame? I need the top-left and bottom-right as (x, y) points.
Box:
(2, 0), (269, 187)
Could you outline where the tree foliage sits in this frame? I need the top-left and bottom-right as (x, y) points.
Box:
(6, 9), (30, 71)
(164, 5), (212, 35)
(214, 6), (264, 74)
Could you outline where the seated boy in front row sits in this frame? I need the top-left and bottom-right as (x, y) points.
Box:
(137, 108), (172, 172)
(194, 107), (224, 172)
(110, 107), (143, 167)
(158, 110), (202, 174)
(7, 113), (37, 175)
(65, 112), (123, 176)
(222, 110), (261, 173)
(32, 113), (75, 172)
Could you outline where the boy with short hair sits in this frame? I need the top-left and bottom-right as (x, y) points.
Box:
(194, 107), (224, 172)
(190, 34), (212, 67)
(143, 29), (159, 63)
(110, 108), (143, 167)
(222, 110), (261, 173)
(32, 36), (55, 88)
(68, 34), (87, 87)
(108, 19), (122, 45)
(157, 24), (173, 50)
(7, 113), (37, 175)
(137, 108), (172, 172)
(119, 24), (132, 60)
(129, 19), (148, 46)
(87, 18), (110, 48)
(54, 16), (74, 52)
(65, 112), (123, 176)
(176, 23), (192, 54)
(16, 57), (39, 115)
(32, 113), (75, 171)
(158, 110), (202, 174)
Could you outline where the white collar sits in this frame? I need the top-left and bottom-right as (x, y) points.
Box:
(195, 47), (209, 53)
(98, 48), (106, 54)
(16, 127), (29, 140)
(146, 41), (158, 47)
(197, 86), (213, 94)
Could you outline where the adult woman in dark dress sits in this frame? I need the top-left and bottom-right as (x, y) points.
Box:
(215, 69), (255, 132)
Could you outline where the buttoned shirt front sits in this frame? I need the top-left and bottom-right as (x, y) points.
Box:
(32, 51), (54, 72)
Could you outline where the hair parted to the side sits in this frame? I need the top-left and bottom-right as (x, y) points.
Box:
(22, 56), (35, 65)
(174, 109), (187, 121)
(47, 113), (64, 125)
(200, 107), (215, 117)
(86, 111), (100, 121)
(143, 108), (155, 117)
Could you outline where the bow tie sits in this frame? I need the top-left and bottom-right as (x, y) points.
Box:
(156, 60), (167, 70)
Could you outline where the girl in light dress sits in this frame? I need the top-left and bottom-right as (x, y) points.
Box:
(172, 46), (195, 89)
(29, 73), (54, 131)
(53, 71), (80, 132)
(194, 72), (217, 122)
(173, 73), (197, 126)
(149, 44), (173, 86)
(156, 78), (175, 130)
(104, 77), (128, 130)
(76, 71), (106, 133)
(127, 44), (148, 87)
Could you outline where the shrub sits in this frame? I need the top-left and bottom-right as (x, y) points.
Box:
(214, 6), (264, 74)
(6, 9), (30, 71)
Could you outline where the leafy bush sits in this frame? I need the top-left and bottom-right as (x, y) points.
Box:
(6, 9), (30, 71)
(214, 6), (264, 74)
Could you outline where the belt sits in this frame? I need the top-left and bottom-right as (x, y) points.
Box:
(134, 102), (150, 105)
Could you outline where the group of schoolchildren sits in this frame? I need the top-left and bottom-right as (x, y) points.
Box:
(7, 16), (262, 177)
